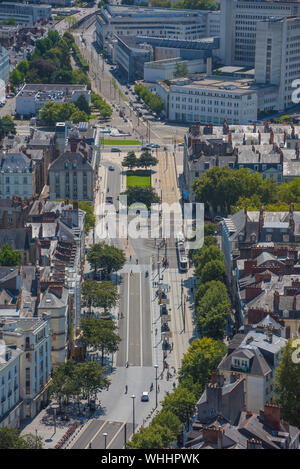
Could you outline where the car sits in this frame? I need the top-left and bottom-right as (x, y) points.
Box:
(111, 147), (121, 152)
(106, 196), (113, 204)
(141, 146), (149, 151)
(141, 392), (149, 402)
(214, 215), (223, 222)
(178, 142), (185, 147)
(152, 144), (160, 149)
(109, 165), (115, 171)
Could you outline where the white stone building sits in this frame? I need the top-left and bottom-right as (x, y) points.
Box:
(1, 318), (51, 420)
(0, 344), (22, 428)
(0, 2), (51, 26)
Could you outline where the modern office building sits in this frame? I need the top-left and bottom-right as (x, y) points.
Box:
(220, 0), (300, 66)
(96, 5), (220, 52)
(116, 36), (153, 82)
(0, 2), (51, 26)
(255, 16), (300, 111)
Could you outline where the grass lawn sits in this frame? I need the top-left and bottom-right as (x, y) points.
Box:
(127, 171), (151, 188)
(101, 139), (141, 145)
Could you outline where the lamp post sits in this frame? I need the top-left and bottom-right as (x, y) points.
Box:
(154, 365), (159, 409)
(103, 432), (108, 449)
(131, 394), (136, 433)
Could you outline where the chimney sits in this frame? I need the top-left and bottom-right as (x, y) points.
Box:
(258, 206), (264, 233)
(203, 426), (223, 447)
(36, 262), (41, 303)
(73, 201), (78, 211)
(263, 402), (281, 430)
(289, 213), (295, 233)
(228, 132), (232, 144)
(206, 56), (212, 75)
(258, 130), (261, 145)
(274, 291), (280, 311)
(247, 438), (263, 449)
(293, 295), (297, 310)
(269, 130), (274, 144)
(39, 223), (43, 239)
(70, 137), (78, 153)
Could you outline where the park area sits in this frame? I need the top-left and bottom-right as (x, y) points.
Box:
(126, 170), (151, 188)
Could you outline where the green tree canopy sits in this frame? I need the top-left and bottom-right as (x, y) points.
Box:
(122, 151), (139, 170)
(0, 427), (43, 449)
(0, 243), (21, 266)
(74, 94), (91, 115)
(82, 279), (119, 313)
(138, 151), (158, 169)
(87, 242), (126, 276)
(123, 186), (160, 209)
(161, 386), (196, 427)
(81, 317), (121, 365)
(198, 259), (226, 284)
(275, 340), (300, 428)
(179, 337), (226, 398)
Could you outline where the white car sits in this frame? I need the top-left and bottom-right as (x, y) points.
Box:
(141, 391), (149, 402)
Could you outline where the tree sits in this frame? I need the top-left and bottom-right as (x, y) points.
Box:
(151, 409), (182, 441)
(193, 245), (224, 274)
(204, 222), (217, 236)
(121, 151), (139, 170)
(197, 305), (230, 340)
(0, 243), (21, 266)
(138, 151), (158, 170)
(0, 115), (16, 139)
(126, 425), (165, 449)
(9, 69), (23, 87)
(74, 94), (91, 115)
(74, 361), (110, 405)
(123, 186), (160, 209)
(161, 387), (196, 428)
(70, 108), (89, 123)
(198, 259), (226, 284)
(78, 201), (95, 234)
(174, 62), (189, 78)
(87, 242), (126, 276)
(82, 280), (119, 313)
(0, 427), (43, 449)
(274, 340), (300, 428)
(81, 318), (121, 365)
(179, 337), (226, 398)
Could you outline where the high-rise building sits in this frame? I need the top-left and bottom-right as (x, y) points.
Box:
(255, 16), (300, 111)
(220, 0), (300, 66)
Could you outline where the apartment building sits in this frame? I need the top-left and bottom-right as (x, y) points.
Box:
(96, 5), (220, 52)
(0, 151), (36, 199)
(0, 344), (22, 428)
(0, 46), (9, 83)
(0, 2), (51, 26)
(0, 318), (51, 420)
(220, 0), (300, 66)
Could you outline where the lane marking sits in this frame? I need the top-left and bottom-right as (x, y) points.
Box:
(107, 422), (126, 449)
(84, 420), (107, 449)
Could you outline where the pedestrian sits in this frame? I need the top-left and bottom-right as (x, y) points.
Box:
(130, 255), (132, 261)
(158, 384), (160, 393)
(173, 382), (176, 390)
(155, 328), (157, 335)
(125, 385), (128, 394)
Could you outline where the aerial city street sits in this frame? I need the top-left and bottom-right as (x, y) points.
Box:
(0, 0), (299, 453)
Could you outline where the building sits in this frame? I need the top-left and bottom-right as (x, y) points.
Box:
(0, 344), (22, 428)
(218, 328), (286, 413)
(116, 36), (153, 82)
(0, 317), (51, 420)
(255, 16), (300, 111)
(0, 151), (36, 199)
(219, 0), (300, 67)
(16, 83), (91, 116)
(168, 74), (258, 125)
(38, 286), (69, 367)
(48, 139), (95, 202)
(0, 2), (51, 26)
(0, 46), (9, 83)
(185, 402), (299, 449)
(96, 5), (220, 53)
(144, 57), (206, 83)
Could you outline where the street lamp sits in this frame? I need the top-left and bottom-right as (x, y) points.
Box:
(131, 394), (136, 433)
(154, 365), (159, 409)
(103, 432), (108, 449)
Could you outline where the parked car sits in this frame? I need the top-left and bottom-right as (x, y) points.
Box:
(141, 392), (149, 402)
(109, 165), (115, 171)
(106, 196), (113, 204)
(111, 147), (121, 152)
(178, 142), (185, 147)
